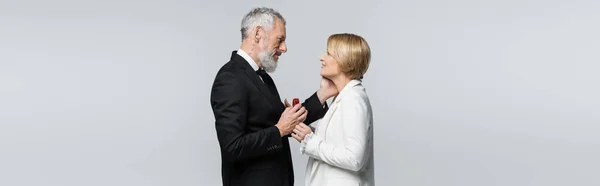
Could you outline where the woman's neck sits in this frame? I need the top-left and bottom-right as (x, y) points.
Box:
(331, 75), (352, 93)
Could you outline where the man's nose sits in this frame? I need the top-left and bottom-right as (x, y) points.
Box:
(279, 42), (287, 53)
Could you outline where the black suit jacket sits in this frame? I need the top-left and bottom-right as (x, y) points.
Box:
(210, 51), (328, 186)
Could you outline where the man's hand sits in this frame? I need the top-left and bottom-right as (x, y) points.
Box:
(283, 98), (291, 107)
(317, 77), (338, 104)
(275, 103), (307, 137)
(284, 98), (307, 122)
(292, 123), (313, 142)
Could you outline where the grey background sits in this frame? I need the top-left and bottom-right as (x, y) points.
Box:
(1, 0), (599, 185)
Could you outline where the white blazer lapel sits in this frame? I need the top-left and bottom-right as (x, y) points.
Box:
(315, 98), (339, 137)
(308, 98), (340, 181)
(316, 80), (361, 141)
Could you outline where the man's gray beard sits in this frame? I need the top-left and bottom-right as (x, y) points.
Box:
(259, 49), (277, 73)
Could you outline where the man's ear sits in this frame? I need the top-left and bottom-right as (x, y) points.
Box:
(254, 26), (262, 42)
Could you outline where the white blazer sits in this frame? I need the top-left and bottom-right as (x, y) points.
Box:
(300, 79), (374, 186)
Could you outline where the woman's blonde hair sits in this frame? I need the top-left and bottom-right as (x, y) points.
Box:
(326, 33), (371, 79)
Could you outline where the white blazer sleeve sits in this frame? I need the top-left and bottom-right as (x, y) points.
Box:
(301, 95), (371, 172)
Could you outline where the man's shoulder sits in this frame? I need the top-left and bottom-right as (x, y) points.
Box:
(215, 59), (244, 77)
(215, 50), (251, 74)
(218, 58), (239, 71)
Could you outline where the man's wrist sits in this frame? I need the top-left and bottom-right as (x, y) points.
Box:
(275, 124), (285, 137)
(316, 89), (328, 105)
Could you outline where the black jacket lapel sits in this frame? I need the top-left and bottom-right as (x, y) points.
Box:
(231, 51), (284, 110)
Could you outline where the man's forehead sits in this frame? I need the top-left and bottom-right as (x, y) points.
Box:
(273, 19), (286, 35)
(275, 19), (285, 29)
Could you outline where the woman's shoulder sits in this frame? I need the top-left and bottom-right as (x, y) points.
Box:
(339, 86), (370, 110)
(346, 84), (369, 101)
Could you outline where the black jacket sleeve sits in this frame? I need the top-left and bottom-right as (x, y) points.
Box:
(302, 92), (329, 125)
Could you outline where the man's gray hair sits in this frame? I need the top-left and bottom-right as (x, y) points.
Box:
(240, 7), (286, 40)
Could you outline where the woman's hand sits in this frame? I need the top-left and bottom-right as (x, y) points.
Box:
(292, 123), (313, 142)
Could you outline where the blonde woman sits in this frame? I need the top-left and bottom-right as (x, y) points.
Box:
(292, 33), (374, 186)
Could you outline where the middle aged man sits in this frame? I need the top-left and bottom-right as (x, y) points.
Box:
(210, 7), (338, 186)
